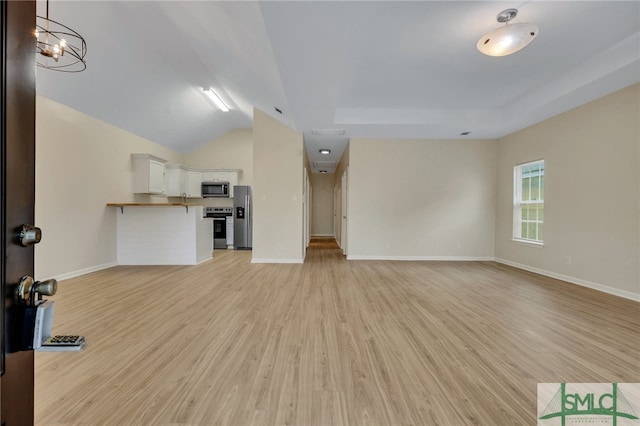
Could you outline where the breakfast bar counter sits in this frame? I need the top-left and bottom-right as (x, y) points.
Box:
(107, 203), (212, 265)
(107, 202), (204, 211)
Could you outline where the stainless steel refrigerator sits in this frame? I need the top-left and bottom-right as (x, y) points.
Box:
(233, 185), (252, 250)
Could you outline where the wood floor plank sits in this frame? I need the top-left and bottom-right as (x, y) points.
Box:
(35, 239), (640, 425)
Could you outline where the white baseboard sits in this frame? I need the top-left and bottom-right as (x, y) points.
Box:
(311, 234), (335, 238)
(251, 258), (304, 264)
(196, 256), (213, 265)
(346, 255), (495, 261)
(51, 261), (118, 282)
(494, 258), (640, 302)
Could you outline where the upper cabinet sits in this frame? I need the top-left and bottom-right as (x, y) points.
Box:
(131, 154), (241, 198)
(202, 171), (227, 182)
(167, 167), (203, 198)
(228, 172), (239, 198)
(132, 154), (166, 194)
(165, 164), (187, 197)
(186, 171), (203, 198)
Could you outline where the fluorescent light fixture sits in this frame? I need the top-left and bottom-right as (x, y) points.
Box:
(203, 87), (230, 112)
(319, 149), (331, 155)
(477, 9), (538, 57)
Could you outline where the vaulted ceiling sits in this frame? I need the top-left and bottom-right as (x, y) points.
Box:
(36, 1), (640, 173)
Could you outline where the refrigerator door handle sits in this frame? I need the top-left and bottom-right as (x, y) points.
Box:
(246, 195), (251, 229)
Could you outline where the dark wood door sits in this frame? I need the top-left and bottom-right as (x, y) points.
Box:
(1, 1), (37, 425)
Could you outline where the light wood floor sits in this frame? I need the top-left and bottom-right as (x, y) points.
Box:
(35, 239), (640, 425)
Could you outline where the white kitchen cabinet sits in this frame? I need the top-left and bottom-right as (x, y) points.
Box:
(203, 171), (229, 182)
(228, 171), (239, 198)
(165, 164), (187, 197)
(186, 171), (202, 198)
(132, 154), (167, 194)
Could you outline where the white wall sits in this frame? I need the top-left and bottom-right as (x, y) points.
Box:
(495, 84), (640, 300)
(347, 138), (497, 259)
(36, 85), (640, 301)
(310, 173), (335, 237)
(35, 97), (184, 279)
(183, 128), (254, 209)
(185, 128), (253, 185)
(252, 108), (304, 262)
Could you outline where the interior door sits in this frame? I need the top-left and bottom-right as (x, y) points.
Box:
(340, 168), (348, 255)
(335, 186), (341, 248)
(303, 168), (310, 252)
(1, 1), (37, 425)
(333, 186), (337, 240)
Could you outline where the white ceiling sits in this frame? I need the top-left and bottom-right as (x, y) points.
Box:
(36, 1), (640, 174)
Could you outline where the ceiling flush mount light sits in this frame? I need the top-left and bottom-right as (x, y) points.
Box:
(477, 8), (538, 57)
(203, 88), (230, 112)
(35, 0), (87, 72)
(319, 149), (331, 155)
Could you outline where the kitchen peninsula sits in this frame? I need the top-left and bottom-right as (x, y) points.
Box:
(107, 203), (212, 265)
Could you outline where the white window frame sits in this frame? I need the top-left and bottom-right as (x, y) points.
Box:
(513, 159), (544, 245)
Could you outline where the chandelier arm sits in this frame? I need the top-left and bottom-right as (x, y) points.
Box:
(36, 16), (84, 40)
(35, 13), (87, 72)
(36, 59), (86, 72)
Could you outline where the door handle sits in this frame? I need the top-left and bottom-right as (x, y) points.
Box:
(16, 275), (58, 305)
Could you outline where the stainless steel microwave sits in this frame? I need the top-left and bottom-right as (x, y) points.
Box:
(201, 181), (229, 198)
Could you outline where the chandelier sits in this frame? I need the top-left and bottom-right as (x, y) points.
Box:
(35, 0), (87, 72)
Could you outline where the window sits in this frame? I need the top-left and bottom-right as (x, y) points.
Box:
(513, 160), (544, 243)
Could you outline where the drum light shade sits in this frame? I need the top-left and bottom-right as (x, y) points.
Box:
(477, 9), (538, 57)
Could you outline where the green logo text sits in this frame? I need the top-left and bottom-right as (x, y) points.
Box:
(539, 383), (639, 426)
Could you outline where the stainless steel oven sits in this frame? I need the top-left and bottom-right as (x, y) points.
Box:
(204, 207), (233, 249)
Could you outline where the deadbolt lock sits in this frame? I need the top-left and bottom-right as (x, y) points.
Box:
(18, 224), (42, 247)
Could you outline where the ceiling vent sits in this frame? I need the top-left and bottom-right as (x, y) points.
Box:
(311, 128), (345, 136)
(313, 161), (336, 169)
